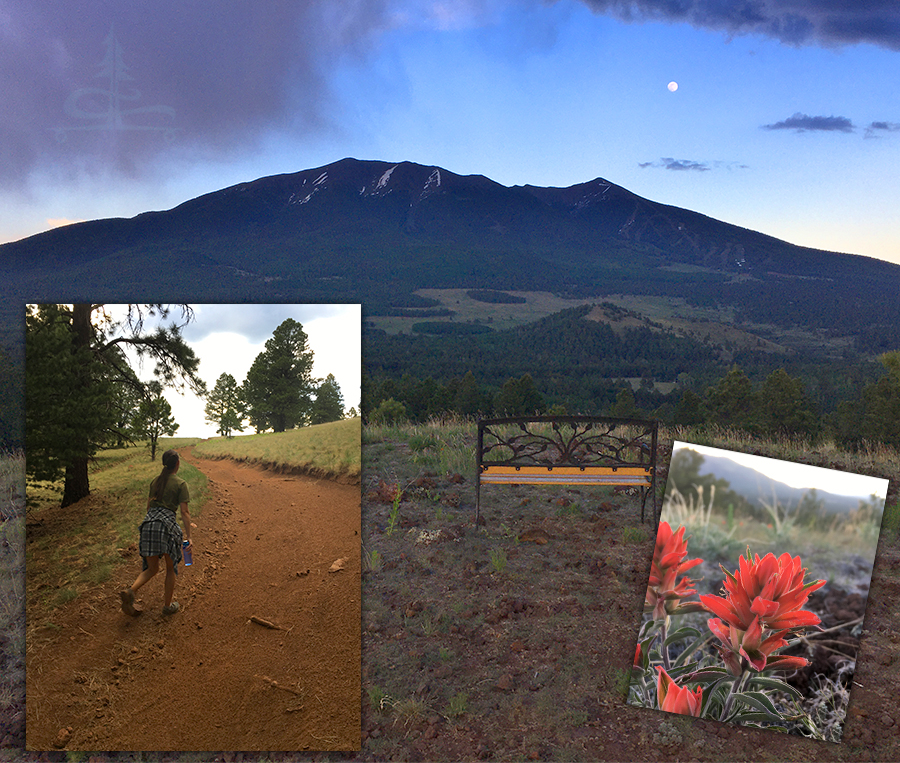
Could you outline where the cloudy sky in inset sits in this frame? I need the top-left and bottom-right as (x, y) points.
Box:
(111, 303), (361, 439)
(2, 1), (899, 264)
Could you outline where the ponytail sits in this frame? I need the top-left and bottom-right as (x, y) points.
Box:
(151, 449), (180, 501)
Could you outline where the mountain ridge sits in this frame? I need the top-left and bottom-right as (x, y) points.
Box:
(3, 157), (899, 358)
(5, 156), (897, 276)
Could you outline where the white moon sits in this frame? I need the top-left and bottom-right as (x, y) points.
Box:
(667, 81), (678, 92)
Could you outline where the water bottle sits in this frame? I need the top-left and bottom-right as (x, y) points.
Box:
(182, 539), (193, 567)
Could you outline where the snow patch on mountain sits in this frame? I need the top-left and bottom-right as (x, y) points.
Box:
(376, 165), (398, 191)
(575, 179), (612, 210)
(418, 168), (442, 202)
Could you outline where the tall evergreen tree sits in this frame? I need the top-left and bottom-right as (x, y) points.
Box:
(611, 386), (639, 418)
(205, 373), (245, 438)
(454, 371), (486, 417)
(310, 374), (345, 424)
(705, 365), (757, 431)
(673, 389), (706, 427)
(243, 319), (315, 432)
(833, 351), (900, 448)
(26, 304), (203, 506)
(134, 381), (179, 460)
(758, 369), (820, 439)
(494, 374), (545, 416)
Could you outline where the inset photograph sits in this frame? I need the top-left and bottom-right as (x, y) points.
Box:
(25, 303), (361, 751)
(628, 441), (889, 743)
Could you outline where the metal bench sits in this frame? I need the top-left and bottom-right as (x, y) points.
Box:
(475, 416), (659, 525)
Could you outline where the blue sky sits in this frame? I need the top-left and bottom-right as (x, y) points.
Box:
(2, 1), (899, 264)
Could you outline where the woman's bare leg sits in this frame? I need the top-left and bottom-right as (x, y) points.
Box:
(162, 553), (176, 607)
(122, 556), (160, 615)
(131, 555), (160, 593)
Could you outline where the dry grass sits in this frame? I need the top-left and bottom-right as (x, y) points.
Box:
(193, 416), (361, 480)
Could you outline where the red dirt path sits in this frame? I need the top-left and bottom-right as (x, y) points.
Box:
(26, 448), (361, 752)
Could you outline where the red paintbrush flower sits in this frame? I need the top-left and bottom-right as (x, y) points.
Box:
(700, 548), (825, 673)
(645, 522), (703, 619)
(656, 667), (703, 716)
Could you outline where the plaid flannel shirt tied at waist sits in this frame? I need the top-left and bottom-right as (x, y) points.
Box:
(139, 504), (184, 572)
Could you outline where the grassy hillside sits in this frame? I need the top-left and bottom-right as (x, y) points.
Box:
(193, 417), (361, 483)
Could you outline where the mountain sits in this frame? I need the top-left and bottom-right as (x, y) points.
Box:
(692, 452), (870, 515)
(4, 157), (900, 354)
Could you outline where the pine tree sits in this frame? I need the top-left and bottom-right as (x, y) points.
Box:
(611, 386), (639, 418)
(705, 365), (757, 431)
(134, 381), (179, 460)
(494, 374), (545, 416)
(205, 373), (245, 438)
(242, 319), (315, 432)
(310, 373), (345, 424)
(758, 369), (820, 439)
(673, 389), (706, 427)
(25, 304), (202, 507)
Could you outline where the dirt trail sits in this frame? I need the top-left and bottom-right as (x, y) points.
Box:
(26, 448), (361, 752)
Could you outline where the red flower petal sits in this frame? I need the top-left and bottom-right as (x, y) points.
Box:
(750, 597), (779, 618)
(764, 654), (809, 671)
(767, 609), (822, 629)
(700, 595), (742, 628)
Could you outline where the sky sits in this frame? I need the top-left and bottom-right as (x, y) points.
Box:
(2, 2), (899, 266)
(107, 303), (362, 439)
(678, 442), (889, 500)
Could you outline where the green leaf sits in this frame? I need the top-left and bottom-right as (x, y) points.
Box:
(664, 626), (701, 647)
(674, 634), (714, 667)
(698, 677), (732, 717)
(733, 692), (783, 719)
(747, 675), (805, 702)
(733, 711), (784, 724)
(681, 667), (730, 682)
(741, 690), (780, 715)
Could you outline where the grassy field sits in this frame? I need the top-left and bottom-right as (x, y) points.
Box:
(193, 416), (361, 481)
(366, 288), (854, 359)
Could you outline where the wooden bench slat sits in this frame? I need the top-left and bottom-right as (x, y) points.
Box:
(480, 474), (652, 486)
(481, 465), (652, 477)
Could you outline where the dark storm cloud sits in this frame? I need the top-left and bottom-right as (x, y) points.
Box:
(1, 1), (390, 185)
(639, 157), (711, 171)
(576, 0), (900, 49)
(865, 120), (900, 137)
(761, 112), (855, 132)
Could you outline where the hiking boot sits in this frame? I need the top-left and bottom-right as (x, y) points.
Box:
(162, 602), (180, 615)
(120, 589), (141, 617)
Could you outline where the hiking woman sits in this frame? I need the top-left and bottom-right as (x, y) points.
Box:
(120, 449), (192, 616)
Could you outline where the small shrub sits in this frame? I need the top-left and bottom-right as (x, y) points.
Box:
(445, 692), (469, 717)
(489, 547), (507, 574)
(364, 547), (382, 572)
(622, 526), (649, 544)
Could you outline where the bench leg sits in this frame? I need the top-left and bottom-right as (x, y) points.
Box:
(475, 476), (481, 526)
